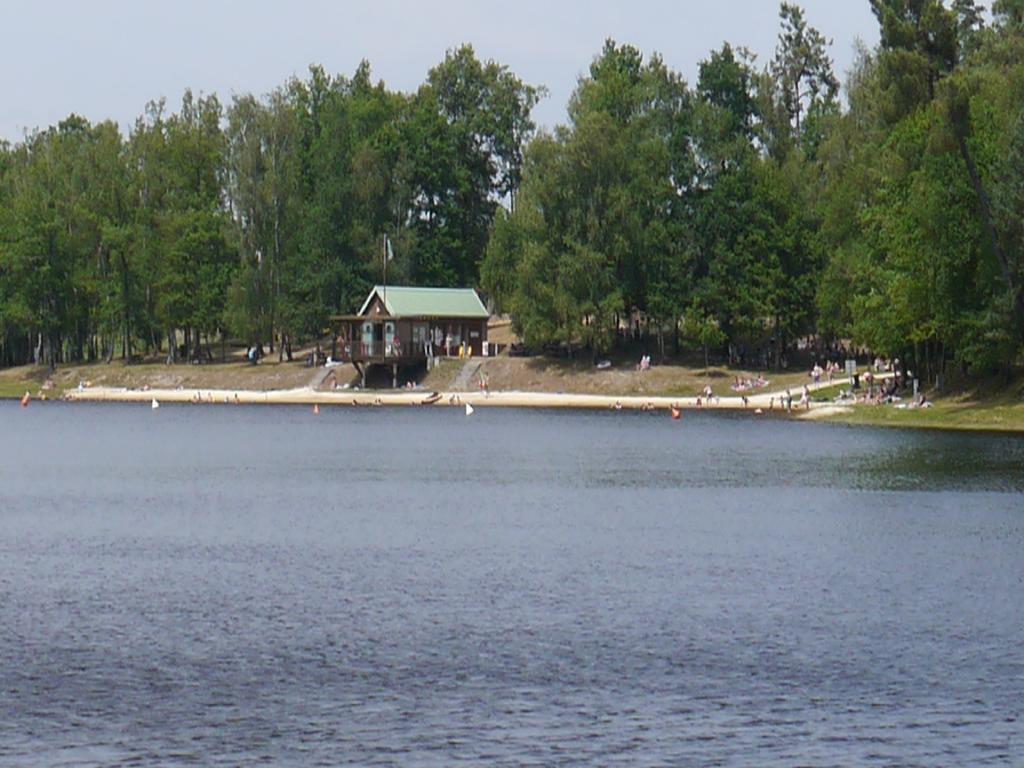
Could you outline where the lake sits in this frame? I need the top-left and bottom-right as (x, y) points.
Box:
(1, 403), (1022, 766)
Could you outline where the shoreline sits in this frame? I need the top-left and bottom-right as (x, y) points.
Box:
(7, 363), (1019, 432)
(14, 386), (1024, 433)
(56, 384), (841, 415)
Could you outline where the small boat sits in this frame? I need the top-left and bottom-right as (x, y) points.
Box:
(421, 391), (442, 405)
(151, 398), (160, 410)
(465, 403), (474, 416)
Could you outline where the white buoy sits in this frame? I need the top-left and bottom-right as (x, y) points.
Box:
(465, 403), (474, 416)
(151, 398), (160, 410)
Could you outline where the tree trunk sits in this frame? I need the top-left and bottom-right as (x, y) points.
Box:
(44, 333), (56, 372)
(956, 133), (1024, 321)
(774, 315), (783, 371)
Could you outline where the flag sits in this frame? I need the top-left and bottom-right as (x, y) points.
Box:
(385, 234), (394, 262)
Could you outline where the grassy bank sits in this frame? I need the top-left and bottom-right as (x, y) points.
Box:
(806, 373), (1024, 433)
(440, 356), (813, 398)
(0, 358), (323, 400)
(826, 392), (1024, 432)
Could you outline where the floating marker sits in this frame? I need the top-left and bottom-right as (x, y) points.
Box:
(465, 403), (474, 416)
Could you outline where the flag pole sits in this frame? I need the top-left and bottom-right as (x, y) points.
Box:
(382, 233), (387, 310)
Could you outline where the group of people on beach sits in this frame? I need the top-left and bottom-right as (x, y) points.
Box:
(730, 375), (769, 392)
(764, 384), (812, 413)
(189, 391), (242, 404)
(810, 361), (841, 384)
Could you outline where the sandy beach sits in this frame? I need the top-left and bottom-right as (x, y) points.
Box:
(61, 380), (850, 417)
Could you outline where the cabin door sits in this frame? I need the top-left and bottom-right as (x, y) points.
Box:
(361, 322), (374, 356)
(384, 321), (395, 357)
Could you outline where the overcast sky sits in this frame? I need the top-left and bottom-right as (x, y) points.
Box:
(0, 1), (879, 143)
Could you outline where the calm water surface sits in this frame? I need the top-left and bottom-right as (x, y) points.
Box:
(1, 403), (1022, 766)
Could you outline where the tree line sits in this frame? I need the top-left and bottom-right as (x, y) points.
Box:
(485, 0), (1024, 381)
(0, 48), (539, 366)
(2, 1), (1023, 381)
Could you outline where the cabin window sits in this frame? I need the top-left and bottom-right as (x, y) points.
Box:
(412, 323), (429, 347)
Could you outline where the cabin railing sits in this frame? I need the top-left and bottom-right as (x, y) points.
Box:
(338, 341), (415, 361)
(336, 339), (494, 362)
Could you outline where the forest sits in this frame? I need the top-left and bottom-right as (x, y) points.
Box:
(1, 0), (1023, 385)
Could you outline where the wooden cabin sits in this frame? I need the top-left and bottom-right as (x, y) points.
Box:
(332, 286), (490, 387)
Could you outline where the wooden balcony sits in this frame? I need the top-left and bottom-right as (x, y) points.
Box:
(336, 340), (427, 364)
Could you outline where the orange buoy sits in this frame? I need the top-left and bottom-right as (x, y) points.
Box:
(313, 403), (320, 415)
(20, 391), (30, 408)
(670, 406), (681, 420)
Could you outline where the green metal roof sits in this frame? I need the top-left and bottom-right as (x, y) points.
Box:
(358, 286), (489, 318)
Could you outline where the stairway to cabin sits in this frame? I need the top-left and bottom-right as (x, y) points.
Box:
(452, 360), (481, 391)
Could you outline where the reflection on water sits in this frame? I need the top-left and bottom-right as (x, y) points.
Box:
(0, 403), (1021, 766)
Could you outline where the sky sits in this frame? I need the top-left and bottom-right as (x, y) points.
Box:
(0, 0), (880, 143)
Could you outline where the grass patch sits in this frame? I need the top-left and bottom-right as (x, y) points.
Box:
(0, 358), (318, 398)
(825, 373), (1024, 433)
(421, 358), (462, 391)
(834, 401), (1024, 432)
